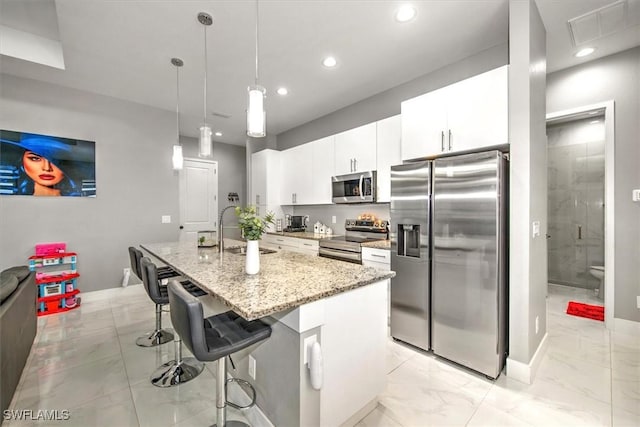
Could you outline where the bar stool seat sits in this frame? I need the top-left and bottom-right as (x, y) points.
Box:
(168, 281), (272, 427)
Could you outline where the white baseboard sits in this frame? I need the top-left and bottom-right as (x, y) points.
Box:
(506, 332), (548, 384)
(614, 318), (640, 337)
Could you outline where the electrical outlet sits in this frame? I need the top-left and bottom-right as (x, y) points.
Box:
(637, 296), (640, 309)
(532, 221), (540, 238)
(248, 355), (256, 380)
(161, 215), (171, 224)
(332, 216), (337, 224)
(535, 316), (539, 334)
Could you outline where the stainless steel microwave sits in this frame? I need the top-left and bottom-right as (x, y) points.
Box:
(331, 171), (376, 204)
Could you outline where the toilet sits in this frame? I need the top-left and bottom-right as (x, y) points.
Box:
(589, 265), (605, 300)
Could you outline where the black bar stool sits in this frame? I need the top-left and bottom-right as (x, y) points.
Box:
(128, 246), (180, 282)
(167, 280), (272, 427)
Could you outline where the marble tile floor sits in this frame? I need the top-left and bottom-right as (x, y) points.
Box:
(6, 283), (639, 427)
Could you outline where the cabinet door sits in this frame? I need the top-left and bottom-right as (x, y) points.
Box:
(281, 144), (313, 205)
(446, 65), (509, 152)
(311, 136), (335, 204)
(251, 151), (267, 206)
(251, 149), (281, 207)
(401, 89), (448, 160)
(375, 115), (402, 203)
(334, 123), (377, 175)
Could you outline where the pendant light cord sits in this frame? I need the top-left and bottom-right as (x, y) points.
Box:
(203, 24), (208, 126)
(176, 64), (180, 145)
(255, 0), (259, 86)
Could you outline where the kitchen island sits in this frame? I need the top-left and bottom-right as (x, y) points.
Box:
(141, 240), (394, 427)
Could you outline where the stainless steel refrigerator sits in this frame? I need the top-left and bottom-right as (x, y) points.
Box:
(390, 150), (508, 379)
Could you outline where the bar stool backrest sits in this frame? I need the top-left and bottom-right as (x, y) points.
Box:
(128, 246), (143, 279)
(167, 281), (208, 360)
(140, 257), (164, 303)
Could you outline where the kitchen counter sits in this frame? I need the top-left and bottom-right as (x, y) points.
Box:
(140, 238), (392, 427)
(361, 239), (391, 249)
(141, 240), (394, 321)
(266, 231), (339, 241)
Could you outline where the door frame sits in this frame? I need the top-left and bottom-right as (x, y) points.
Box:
(546, 100), (615, 329)
(179, 157), (219, 241)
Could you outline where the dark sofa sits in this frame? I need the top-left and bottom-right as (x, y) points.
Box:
(0, 266), (37, 419)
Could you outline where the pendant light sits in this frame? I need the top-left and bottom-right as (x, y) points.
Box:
(247, 0), (266, 138)
(198, 12), (213, 157)
(171, 58), (184, 170)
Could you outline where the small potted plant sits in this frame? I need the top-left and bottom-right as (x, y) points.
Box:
(235, 206), (275, 274)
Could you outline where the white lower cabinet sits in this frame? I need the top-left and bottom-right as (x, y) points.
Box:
(362, 247), (391, 326)
(262, 235), (319, 256)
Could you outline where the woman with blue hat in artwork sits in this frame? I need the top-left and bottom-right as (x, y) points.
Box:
(0, 130), (95, 197)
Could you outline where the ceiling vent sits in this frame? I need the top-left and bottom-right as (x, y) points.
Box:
(568, 0), (630, 46)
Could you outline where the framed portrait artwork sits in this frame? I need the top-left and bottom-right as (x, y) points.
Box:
(0, 130), (96, 197)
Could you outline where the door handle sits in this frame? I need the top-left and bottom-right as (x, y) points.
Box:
(448, 129), (452, 151)
(441, 131), (445, 151)
(359, 175), (364, 200)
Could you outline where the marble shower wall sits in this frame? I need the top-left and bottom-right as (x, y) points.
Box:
(547, 117), (605, 289)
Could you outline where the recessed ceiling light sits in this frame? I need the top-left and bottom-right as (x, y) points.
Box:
(276, 87), (288, 96)
(575, 47), (595, 58)
(214, 131), (222, 137)
(322, 56), (337, 68)
(395, 4), (417, 23)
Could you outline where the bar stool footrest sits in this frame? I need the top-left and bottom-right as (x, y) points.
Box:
(225, 378), (257, 410)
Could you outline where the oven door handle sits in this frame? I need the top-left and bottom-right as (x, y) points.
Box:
(319, 247), (362, 263)
(359, 175), (364, 200)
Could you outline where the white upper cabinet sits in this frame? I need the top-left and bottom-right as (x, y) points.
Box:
(251, 149), (280, 207)
(401, 65), (508, 160)
(280, 143), (313, 205)
(311, 135), (335, 204)
(334, 122), (377, 175)
(375, 115), (402, 203)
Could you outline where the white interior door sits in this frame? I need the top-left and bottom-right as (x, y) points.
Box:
(179, 158), (218, 242)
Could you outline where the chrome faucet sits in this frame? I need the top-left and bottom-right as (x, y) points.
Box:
(217, 205), (237, 253)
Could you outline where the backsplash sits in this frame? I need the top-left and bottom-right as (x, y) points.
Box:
(292, 203), (390, 235)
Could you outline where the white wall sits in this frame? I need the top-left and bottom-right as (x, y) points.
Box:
(547, 46), (640, 323)
(0, 74), (246, 292)
(507, 0), (548, 373)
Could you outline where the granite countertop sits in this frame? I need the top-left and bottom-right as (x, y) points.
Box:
(266, 231), (340, 241)
(141, 240), (395, 321)
(361, 240), (391, 250)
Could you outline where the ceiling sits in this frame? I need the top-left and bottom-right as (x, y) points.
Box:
(1, 0), (638, 146)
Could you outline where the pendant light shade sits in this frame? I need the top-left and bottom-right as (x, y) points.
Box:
(247, 0), (266, 138)
(247, 85), (266, 137)
(171, 57), (184, 170)
(199, 125), (212, 157)
(198, 12), (213, 158)
(172, 145), (184, 170)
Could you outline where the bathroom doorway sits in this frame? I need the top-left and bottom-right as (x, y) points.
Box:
(546, 101), (615, 328)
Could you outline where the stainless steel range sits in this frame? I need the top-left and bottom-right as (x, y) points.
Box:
(319, 219), (389, 264)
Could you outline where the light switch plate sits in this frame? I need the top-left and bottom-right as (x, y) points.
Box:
(332, 216), (337, 224)
(632, 189), (640, 202)
(161, 215), (171, 224)
(532, 221), (540, 238)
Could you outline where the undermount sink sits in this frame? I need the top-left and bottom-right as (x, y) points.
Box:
(225, 246), (277, 255)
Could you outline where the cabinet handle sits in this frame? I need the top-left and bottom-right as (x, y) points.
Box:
(441, 131), (445, 151)
(350, 158), (354, 172)
(448, 129), (452, 151)
(256, 194), (260, 205)
(371, 254), (387, 259)
(354, 158), (357, 171)
(577, 225), (582, 240)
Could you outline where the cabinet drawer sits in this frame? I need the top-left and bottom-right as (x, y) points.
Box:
(297, 240), (319, 250)
(362, 248), (390, 264)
